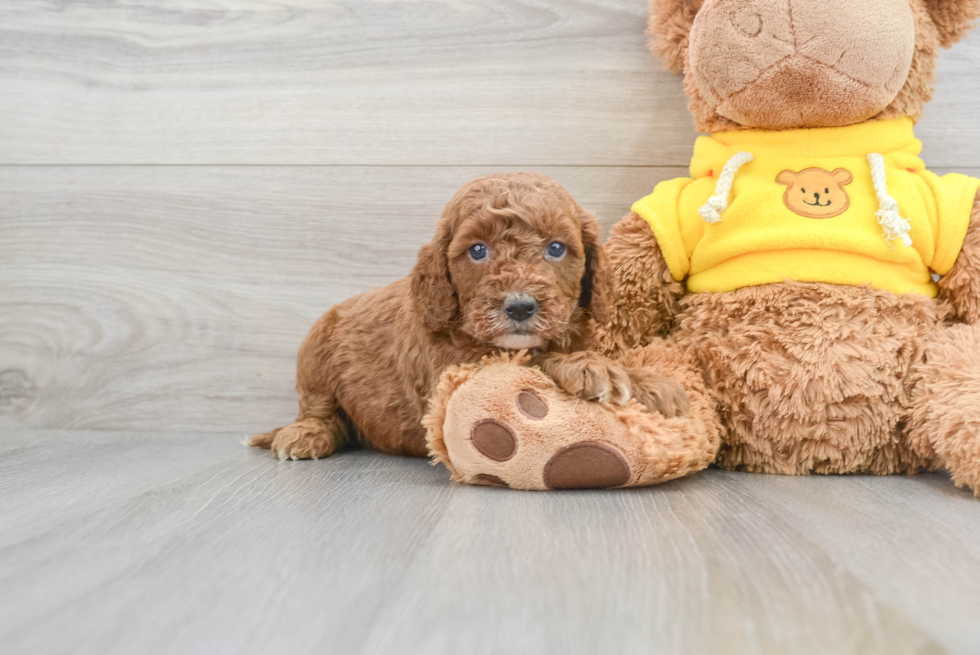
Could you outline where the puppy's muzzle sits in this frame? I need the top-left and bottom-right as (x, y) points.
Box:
(503, 293), (538, 323)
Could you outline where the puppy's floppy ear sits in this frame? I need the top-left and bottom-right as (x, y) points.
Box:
(648, 0), (704, 73)
(411, 218), (457, 332)
(577, 208), (613, 326)
(925, 0), (980, 48)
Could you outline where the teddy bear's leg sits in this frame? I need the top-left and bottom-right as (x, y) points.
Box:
(424, 348), (720, 490)
(907, 323), (980, 494)
(615, 340), (722, 482)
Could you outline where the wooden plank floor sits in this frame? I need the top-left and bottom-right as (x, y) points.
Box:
(3, 1), (980, 653)
(2, 430), (980, 655)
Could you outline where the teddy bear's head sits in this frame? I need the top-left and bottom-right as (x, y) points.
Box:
(650, 0), (979, 131)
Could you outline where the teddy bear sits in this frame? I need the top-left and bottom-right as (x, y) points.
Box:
(425, 0), (980, 493)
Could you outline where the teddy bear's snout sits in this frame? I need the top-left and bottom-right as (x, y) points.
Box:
(688, 0), (915, 129)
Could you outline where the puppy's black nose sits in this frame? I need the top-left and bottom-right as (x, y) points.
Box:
(504, 297), (538, 322)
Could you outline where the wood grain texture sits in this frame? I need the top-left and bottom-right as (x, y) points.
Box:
(2, 430), (979, 655)
(3, 166), (977, 434)
(0, 0), (977, 166)
(0, 165), (686, 433)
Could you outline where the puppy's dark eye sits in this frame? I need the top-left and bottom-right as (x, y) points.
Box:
(468, 243), (488, 261)
(545, 241), (566, 260)
(801, 188), (806, 194)
(825, 188), (830, 194)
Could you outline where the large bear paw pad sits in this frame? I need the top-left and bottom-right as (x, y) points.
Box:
(543, 442), (631, 489)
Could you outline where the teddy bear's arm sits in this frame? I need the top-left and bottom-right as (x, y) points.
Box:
(937, 192), (980, 325)
(600, 212), (685, 356)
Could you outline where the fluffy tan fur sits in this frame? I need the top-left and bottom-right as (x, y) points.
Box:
(907, 324), (980, 489)
(606, 204), (980, 490)
(424, 351), (530, 481)
(603, 0), (980, 493)
(672, 282), (945, 475)
(599, 211), (685, 354)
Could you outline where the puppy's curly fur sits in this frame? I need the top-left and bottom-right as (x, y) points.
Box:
(250, 172), (622, 459)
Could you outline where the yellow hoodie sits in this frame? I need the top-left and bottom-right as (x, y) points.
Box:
(631, 117), (980, 297)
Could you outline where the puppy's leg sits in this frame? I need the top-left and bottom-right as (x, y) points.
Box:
(533, 351), (633, 405)
(249, 310), (348, 460)
(249, 397), (347, 461)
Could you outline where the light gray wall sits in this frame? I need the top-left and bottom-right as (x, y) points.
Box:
(1, 0), (978, 435)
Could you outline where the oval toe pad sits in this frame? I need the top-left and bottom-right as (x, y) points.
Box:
(470, 419), (518, 462)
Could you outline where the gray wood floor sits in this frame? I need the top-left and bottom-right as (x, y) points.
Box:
(3, 431), (980, 655)
(3, 1), (980, 653)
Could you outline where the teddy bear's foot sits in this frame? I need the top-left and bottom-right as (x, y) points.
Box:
(465, 441), (632, 490)
(431, 363), (639, 490)
(424, 351), (719, 490)
(469, 415), (634, 490)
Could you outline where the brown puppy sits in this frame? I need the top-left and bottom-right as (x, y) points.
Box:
(251, 172), (641, 460)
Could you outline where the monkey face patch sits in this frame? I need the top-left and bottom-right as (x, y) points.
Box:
(776, 168), (853, 219)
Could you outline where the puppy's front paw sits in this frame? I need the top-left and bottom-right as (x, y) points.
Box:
(539, 352), (632, 405)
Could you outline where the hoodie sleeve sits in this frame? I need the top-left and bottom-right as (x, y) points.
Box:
(631, 177), (699, 282)
(919, 170), (980, 275)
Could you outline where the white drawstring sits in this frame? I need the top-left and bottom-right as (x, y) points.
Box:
(699, 151), (754, 223)
(700, 151), (913, 248)
(868, 153), (912, 248)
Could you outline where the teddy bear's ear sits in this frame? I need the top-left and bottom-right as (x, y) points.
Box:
(648, 0), (704, 73)
(831, 169), (854, 186)
(924, 0), (980, 48)
(776, 171), (798, 187)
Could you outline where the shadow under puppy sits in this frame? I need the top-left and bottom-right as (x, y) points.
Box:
(251, 172), (686, 460)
